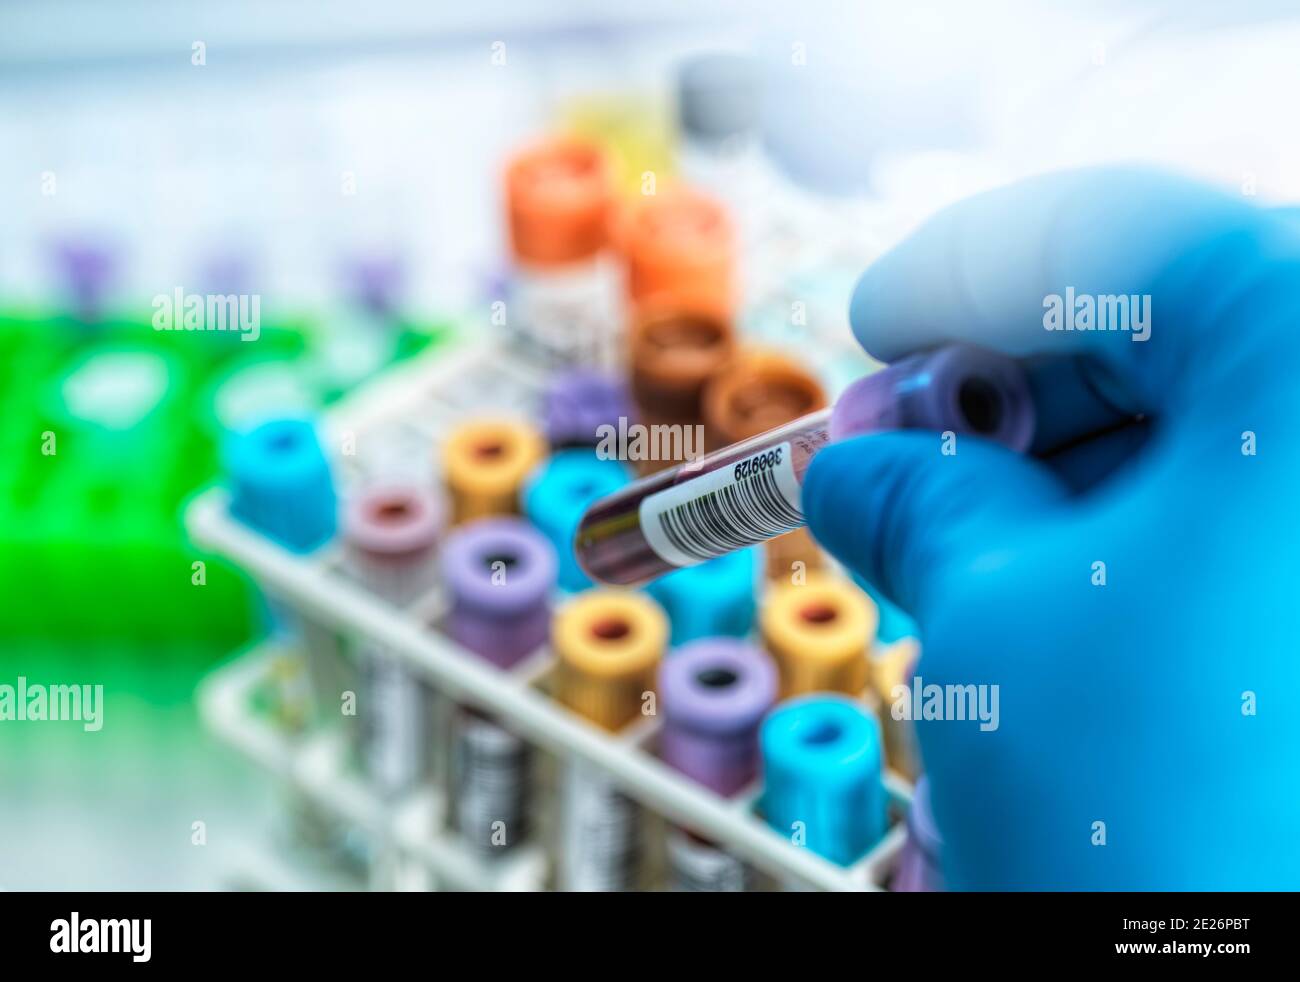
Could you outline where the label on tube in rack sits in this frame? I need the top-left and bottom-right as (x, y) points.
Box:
(638, 442), (803, 568)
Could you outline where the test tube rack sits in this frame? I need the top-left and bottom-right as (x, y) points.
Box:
(188, 333), (913, 892)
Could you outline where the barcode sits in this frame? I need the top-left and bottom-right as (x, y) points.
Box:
(454, 714), (530, 851)
(655, 466), (803, 563)
(563, 763), (641, 891)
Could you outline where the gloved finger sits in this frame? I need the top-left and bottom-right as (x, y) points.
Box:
(1021, 354), (1133, 456)
(849, 167), (1273, 434)
(803, 430), (1067, 619)
(1039, 418), (1152, 494)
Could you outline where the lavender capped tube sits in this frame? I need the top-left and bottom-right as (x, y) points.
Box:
(576, 344), (1034, 586)
(441, 518), (557, 669)
(659, 638), (777, 796)
(441, 518), (556, 854)
(892, 775), (945, 892)
(659, 638), (777, 892)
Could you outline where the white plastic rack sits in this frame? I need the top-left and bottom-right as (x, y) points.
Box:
(189, 335), (913, 892)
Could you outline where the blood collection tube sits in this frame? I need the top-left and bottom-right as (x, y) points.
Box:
(675, 53), (761, 199)
(523, 449), (631, 592)
(871, 639), (922, 779)
(703, 349), (828, 447)
(442, 518), (557, 668)
(52, 236), (117, 325)
(659, 638), (777, 891)
(344, 250), (406, 321)
(226, 417), (348, 718)
(504, 138), (620, 368)
(343, 484), (442, 891)
(311, 252), (408, 401)
(627, 299), (735, 459)
(646, 547), (756, 646)
(442, 518), (557, 852)
(542, 370), (635, 450)
(226, 418), (352, 866)
(703, 348), (828, 578)
(552, 591), (668, 891)
(344, 484), (442, 607)
(228, 417), (337, 555)
(441, 418), (545, 526)
(621, 187), (735, 315)
(760, 694), (887, 868)
(576, 344), (1035, 587)
(892, 775), (945, 892)
(762, 573), (875, 698)
(343, 485), (442, 799)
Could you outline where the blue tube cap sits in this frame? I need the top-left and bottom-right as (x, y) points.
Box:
(760, 694), (887, 865)
(649, 547), (756, 646)
(523, 449), (630, 591)
(227, 417), (338, 552)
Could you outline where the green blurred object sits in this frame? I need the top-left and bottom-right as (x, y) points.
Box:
(0, 305), (455, 652)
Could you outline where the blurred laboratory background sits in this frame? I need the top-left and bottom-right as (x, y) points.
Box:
(2, 0), (1298, 890)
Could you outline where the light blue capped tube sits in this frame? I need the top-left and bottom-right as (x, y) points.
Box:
(760, 694), (887, 866)
(227, 417), (338, 552)
(648, 548), (756, 646)
(224, 415), (349, 861)
(225, 416), (340, 648)
(523, 449), (631, 592)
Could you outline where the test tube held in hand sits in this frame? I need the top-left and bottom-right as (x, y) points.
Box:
(575, 345), (1034, 587)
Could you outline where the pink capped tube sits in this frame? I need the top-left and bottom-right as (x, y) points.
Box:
(575, 344), (1034, 586)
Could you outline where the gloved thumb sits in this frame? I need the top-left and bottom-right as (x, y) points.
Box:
(803, 431), (1067, 620)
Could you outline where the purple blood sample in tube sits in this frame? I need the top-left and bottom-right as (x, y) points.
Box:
(575, 343), (1035, 587)
(658, 638), (778, 797)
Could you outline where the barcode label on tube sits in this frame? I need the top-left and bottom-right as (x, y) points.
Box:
(639, 442), (804, 568)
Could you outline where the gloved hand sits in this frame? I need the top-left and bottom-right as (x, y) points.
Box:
(803, 168), (1300, 889)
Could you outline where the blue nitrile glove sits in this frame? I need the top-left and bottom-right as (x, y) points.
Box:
(803, 168), (1300, 889)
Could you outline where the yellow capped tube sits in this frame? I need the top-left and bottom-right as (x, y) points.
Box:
(760, 574), (876, 698)
(442, 418), (545, 525)
(553, 590), (668, 730)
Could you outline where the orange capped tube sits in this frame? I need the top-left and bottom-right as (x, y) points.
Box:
(503, 138), (620, 368)
(621, 188), (735, 314)
(506, 138), (614, 267)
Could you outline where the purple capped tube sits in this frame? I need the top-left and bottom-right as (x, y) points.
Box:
(441, 517), (557, 669)
(658, 638), (777, 796)
(892, 775), (945, 892)
(659, 638), (777, 892)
